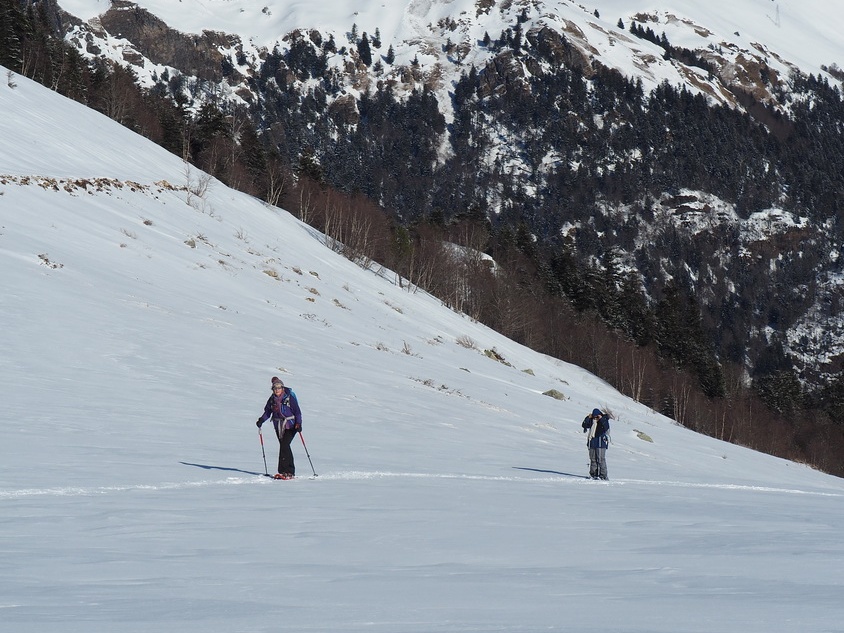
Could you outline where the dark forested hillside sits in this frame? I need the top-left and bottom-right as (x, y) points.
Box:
(4, 0), (844, 475)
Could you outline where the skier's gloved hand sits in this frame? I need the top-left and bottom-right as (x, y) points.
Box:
(256, 419), (263, 428)
(294, 423), (302, 432)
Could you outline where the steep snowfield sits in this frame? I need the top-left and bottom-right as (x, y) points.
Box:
(1, 69), (843, 632)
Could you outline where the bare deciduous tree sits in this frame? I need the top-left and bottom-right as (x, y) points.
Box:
(265, 160), (290, 207)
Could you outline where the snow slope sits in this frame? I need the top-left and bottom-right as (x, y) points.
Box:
(1, 68), (843, 632)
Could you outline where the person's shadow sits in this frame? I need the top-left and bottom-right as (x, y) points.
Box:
(513, 467), (590, 479)
(180, 461), (269, 477)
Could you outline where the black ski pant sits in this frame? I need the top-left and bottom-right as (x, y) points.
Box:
(275, 426), (297, 476)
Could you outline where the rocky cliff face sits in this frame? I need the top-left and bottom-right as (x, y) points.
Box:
(64, 0), (245, 85)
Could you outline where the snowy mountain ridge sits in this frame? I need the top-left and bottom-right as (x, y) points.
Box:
(58, 0), (844, 118)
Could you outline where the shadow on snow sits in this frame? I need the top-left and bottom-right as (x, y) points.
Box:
(180, 461), (268, 477)
(512, 466), (590, 479)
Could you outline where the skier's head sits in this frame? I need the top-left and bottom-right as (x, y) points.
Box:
(271, 377), (284, 391)
(591, 408), (602, 418)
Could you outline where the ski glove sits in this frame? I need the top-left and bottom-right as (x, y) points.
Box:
(256, 419), (264, 428)
(294, 423), (302, 432)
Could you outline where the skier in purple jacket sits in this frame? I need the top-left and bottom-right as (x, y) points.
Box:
(257, 377), (302, 479)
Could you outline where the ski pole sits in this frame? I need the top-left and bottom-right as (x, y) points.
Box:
(258, 428), (269, 476)
(299, 432), (317, 477)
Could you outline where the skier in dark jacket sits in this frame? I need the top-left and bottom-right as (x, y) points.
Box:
(257, 377), (302, 479)
(582, 408), (610, 480)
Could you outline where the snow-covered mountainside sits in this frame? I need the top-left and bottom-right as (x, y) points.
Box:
(49, 0), (844, 385)
(2, 57), (844, 633)
(59, 0), (843, 116)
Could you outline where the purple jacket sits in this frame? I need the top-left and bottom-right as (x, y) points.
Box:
(259, 387), (302, 432)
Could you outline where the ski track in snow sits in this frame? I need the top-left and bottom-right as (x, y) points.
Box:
(1, 471), (839, 499)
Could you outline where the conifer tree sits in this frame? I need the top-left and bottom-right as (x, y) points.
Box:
(358, 33), (372, 66)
